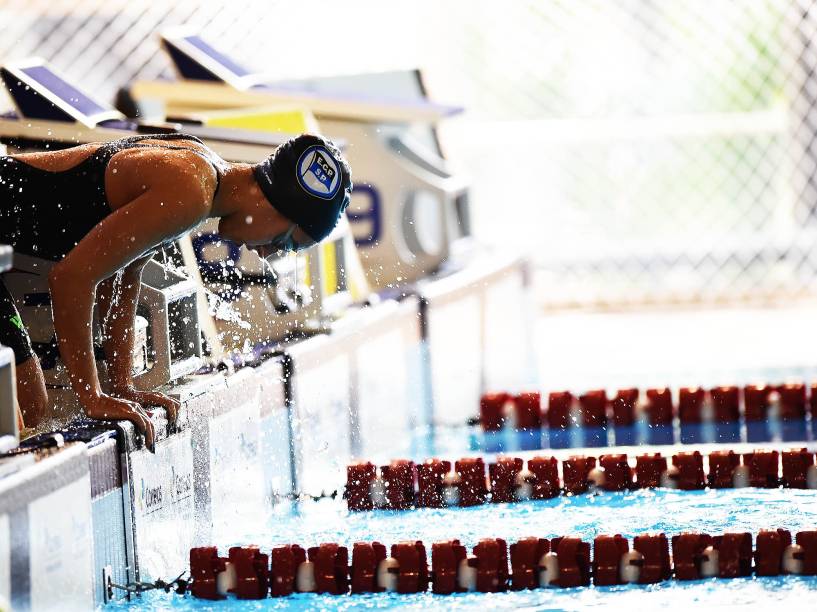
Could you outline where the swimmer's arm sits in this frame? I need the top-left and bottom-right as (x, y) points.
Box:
(96, 255), (151, 389)
(48, 167), (212, 422)
(96, 256), (181, 423)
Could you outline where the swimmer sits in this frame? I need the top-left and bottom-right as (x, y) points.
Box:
(0, 133), (351, 450)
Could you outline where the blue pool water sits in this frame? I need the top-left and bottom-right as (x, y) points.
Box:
(112, 487), (817, 611)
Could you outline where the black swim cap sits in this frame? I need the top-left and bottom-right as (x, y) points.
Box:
(253, 134), (352, 243)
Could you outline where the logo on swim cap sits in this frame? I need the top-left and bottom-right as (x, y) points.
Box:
(296, 145), (341, 200)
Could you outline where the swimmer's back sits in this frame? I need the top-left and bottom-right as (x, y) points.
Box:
(0, 134), (221, 261)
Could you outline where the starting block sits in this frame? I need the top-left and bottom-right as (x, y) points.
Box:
(0, 444), (94, 609)
(0, 58), (364, 365)
(130, 29), (471, 291)
(2, 254), (200, 419)
(127, 32), (536, 423)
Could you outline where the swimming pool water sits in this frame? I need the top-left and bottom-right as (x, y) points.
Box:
(110, 487), (817, 611)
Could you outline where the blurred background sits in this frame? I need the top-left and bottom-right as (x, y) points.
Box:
(2, 0), (817, 386)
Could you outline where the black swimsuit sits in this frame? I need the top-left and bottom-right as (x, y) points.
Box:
(0, 133), (221, 364)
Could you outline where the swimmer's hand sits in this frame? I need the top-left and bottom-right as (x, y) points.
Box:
(111, 386), (180, 430)
(84, 394), (156, 453)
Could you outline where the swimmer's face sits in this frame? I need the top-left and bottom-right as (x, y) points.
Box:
(217, 178), (315, 255)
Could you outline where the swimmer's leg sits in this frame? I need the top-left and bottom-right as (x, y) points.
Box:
(0, 277), (46, 428)
(15, 354), (47, 428)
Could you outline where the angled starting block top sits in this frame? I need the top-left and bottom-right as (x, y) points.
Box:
(1, 58), (123, 128)
(0, 58), (299, 162)
(133, 28), (463, 125)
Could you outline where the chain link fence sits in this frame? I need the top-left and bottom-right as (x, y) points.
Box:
(1, 0), (816, 308)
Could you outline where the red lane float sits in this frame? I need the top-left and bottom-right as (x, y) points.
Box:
(431, 540), (466, 594)
(480, 392), (510, 432)
(611, 389), (638, 427)
(779, 383), (807, 421)
(509, 537), (549, 590)
(228, 546), (269, 599)
(309, 543), (348, 595)
(346, 446), (817, 512)
(672, 451), (706, 490)
(755, 529), (791, 576)
(671, 533), (713, 580)
(547, 391), (573, 431)
(489, 457), (523, 503)
(592, 535), (628, 586)
(635, 453), (667, 489)
(578, 390), (607, 429)
(479, 392), (542, 431)
(382, 460), (416, 510)
(598, 454), (632, 491)
(743, 450), (778, 488)
(515, 392), (543, 430)
(350, 542), (386, 593)
(744, 384), (771, 421)
(455, 458), (488, 506)
(633, 534), (671, 583)
(563, 456), (597, 495)
(346, 462), (377, 511)
(191, 529), (817, 600)
(391, 541), (428, 593)
(190, 546), (228, 600)
(473, 538), (509, 592)
(796, 531), (817, 574)
(678, 387), (705, 425)
(781, 448), (815, 489)
(708, 450), (739, 488)
(710, 386), (739, 423)
(528, 456), (560, 499)
(481, 380), (817, 435)
(417, 459), (450, 508)
(713, 532), (752, 578)
(269, 545), (304, 597)
(554, 536), (591, 587)
(645, 388), (674, 426)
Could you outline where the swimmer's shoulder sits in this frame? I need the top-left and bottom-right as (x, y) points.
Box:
(105, 145), (218, 211)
